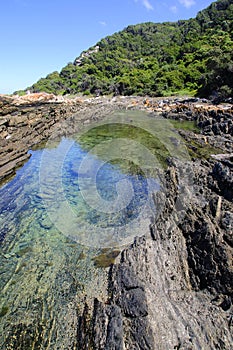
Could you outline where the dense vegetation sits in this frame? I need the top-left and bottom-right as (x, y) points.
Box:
(18, 0), (233, 98)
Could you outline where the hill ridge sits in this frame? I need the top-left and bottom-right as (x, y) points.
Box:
(17, 0), (233, 99)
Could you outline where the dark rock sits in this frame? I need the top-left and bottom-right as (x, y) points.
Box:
(79, 154), (233, 349)
(211, 162), (233, 201)
(219, 296), (232, 311)
(1, 96), (233, 348)
(92, 300), (124, 350)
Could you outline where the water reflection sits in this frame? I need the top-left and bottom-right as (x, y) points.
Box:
(0, 111), (163, 348)
(0, 110), (189, 348)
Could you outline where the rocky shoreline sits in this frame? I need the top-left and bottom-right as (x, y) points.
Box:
(1, 93), (233, 349)
(0, 93), (232, 183)
(78, 158), (233, 349)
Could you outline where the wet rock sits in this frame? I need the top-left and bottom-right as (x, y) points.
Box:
(91, 300), (124, 350)
(77, 156), (233, 349)
(1, 95), (232, 348)
(211, 162), (233, 201)
(0, 95), (232, 184)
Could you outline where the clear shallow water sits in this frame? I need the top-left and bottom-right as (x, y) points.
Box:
(0, 146), (111, 348)
(0, 110), (188, 348)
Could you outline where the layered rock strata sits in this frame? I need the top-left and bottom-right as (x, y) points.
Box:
(76, 155), (233, 349)
(0, 94), (232, 349)
(1, 94), (232, 184)
(74, 99), (233, 349)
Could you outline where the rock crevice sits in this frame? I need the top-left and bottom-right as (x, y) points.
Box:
(77, 150), (233, 349)
(0, 94), (232, 349)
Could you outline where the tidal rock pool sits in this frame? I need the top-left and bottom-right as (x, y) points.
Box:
(0, 110), (190, 348)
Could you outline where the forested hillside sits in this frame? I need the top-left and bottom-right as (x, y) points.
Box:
(18, 0), (233, 98)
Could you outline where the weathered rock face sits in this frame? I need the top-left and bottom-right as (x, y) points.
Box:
(76, 158), (233, 349)
(1, 94), (232, 184)
(0, 95), (83, 182)
(0, 95), (136, 182)
(197, 110), (233, 136)
(0, 94), (232, 349)
(74, 104), (233, 349)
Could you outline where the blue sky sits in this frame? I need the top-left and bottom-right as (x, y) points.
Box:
(0, 0), (214, 94)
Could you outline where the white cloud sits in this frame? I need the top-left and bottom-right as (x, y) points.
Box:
(143, 0), (154, 10)
(170, 5), (178, 13)
(134, 0), (154, 11)
(179, 0), (196, 8)
(99, 21), (107, 26)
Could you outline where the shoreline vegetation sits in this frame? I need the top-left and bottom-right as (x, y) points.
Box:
(15, 0), (233, 101)
(0, 0), (232, 347)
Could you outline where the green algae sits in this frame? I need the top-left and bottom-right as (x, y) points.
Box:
(168, 118), (222, 160)
(187, 140), (223, 160)
(169, 119), (200, 133)
(0, 110), (192, 347)
(93, 249), (121, 268)
(0, 305), (9, 317)
(78, 122), (170, 169)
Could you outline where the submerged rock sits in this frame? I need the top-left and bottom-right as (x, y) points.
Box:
(0, 95), (232, 348)
(76, 157), (233, 349)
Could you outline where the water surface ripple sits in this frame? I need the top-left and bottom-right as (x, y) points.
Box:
(0, 110), (189, 348)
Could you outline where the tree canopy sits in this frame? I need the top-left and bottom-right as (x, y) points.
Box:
(18, 0), (233, 99)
